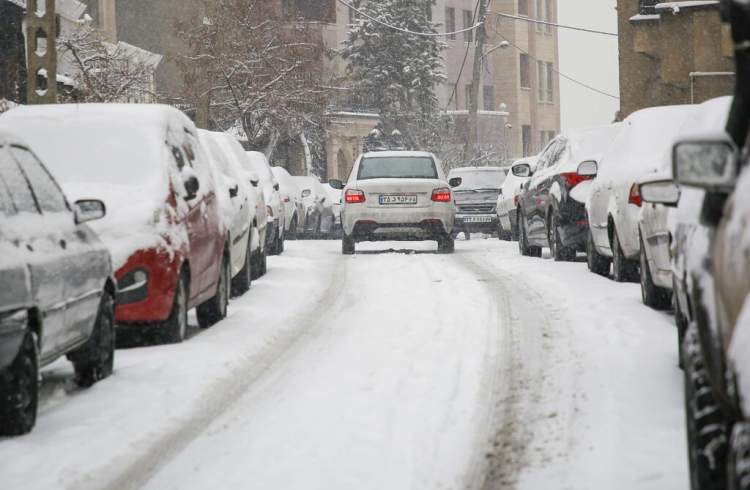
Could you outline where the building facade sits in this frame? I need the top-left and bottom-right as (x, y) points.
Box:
(617, 0), (734, 119)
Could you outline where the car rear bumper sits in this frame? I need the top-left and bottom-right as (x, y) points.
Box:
(350, 220), (451, 242)
(343, 203), (455, 237)
(557, 201), (590, 250)
(115, 249), (181, 325)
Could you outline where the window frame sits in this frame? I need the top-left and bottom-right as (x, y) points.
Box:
(520, 53), (530, 89)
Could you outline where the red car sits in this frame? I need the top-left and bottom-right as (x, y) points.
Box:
(1, 104), (231, 343)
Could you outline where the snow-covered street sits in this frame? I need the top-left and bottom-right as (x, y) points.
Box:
(0, 240), (687, 490)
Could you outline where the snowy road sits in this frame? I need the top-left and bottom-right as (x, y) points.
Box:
(0, 240), (687, 490)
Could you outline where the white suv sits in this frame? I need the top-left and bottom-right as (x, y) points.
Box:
(330, 151), (457, 254)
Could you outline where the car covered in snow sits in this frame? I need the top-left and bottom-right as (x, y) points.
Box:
(0, 131), (116, 436)
(199, 130), (261, 296)
(291, 176), (336, 238)
(330, 151), (457, 254)
(518, 124), (621, 260)
(447, 166), (507, 240)
(586, 105), (696, 281)
(272, 166), (305, 240)
(496, 156), (538, 241)
(0, 104), (231, 344)
(245, 152), (285, 255)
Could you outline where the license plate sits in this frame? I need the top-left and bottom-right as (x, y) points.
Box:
(379, 194), (417, 205)
(462, 216), (493, 223)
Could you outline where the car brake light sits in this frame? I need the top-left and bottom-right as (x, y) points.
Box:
(628, 183), (642, 207)
(345, 189), (366, 203)
(560, 172), (593, 188)
(431, 187), (452, 202)
(283, 196), (290, 203)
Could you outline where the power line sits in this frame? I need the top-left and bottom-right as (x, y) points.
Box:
(336, 0), (483, 38)
(446, 0), (482, 111)
(494, 12), (618, 37)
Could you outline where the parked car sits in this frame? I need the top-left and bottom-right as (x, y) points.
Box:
(0, 130), (116, 436)
(291, 176), (336, 238)
(586, 105), (696, 281)
(330, 151), (457, 254)
(496, 156), (538, 241)
(245, 152), (285, 255)
(199, 130), (259, 297)
(214, 134), (268, 279)
(517, 124), (622, 260)
(447, 166), (507, 240)
(271, 166), (305, 240)
(1, 104), (230, 344)
(638, 97), (733, 311)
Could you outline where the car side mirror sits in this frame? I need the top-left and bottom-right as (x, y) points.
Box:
(229, 185), (239, 199)
(74, 199), (106, 225)
(302, 189), (311, 198)
(512, 163), (532, 178)
(329, 179), (344, 190)
(673, 139), (738, 192)
(249, 172), (260, 188)
(449, 177), (462, 188)
(577, 160), (598, 177)
(184, 174), (200, 201)
(639, 180), (680, 207)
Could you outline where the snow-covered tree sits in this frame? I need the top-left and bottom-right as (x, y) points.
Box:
(341, 0), (446, 122)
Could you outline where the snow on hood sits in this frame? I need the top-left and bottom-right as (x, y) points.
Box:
(0, 104), (191, 270)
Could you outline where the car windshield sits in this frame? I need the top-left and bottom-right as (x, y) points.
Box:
(357, 156), (437, 180)
(450, 169), (507, 191)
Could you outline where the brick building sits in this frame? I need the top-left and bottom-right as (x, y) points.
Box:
(617, 0), (734, 119)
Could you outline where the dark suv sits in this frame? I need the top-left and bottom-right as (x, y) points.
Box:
(0, 132), (116, 436)
(517, 125), (621, 260)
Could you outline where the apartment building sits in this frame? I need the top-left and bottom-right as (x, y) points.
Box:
(617, 0), (734, 118)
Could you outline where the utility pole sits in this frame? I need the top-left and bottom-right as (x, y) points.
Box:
(464, 0), (490, 162)
(25, 0), (57, 104)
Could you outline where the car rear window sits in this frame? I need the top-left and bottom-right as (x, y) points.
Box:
(357, 157), (438, 180)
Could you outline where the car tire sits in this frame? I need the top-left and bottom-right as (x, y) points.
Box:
(197, 253), (230, 329)
(438, 235), (455, 254)
(639, 235), (671, 310)
(342, 235), (355, 255)
(161, 271), (189, 344)
(0, 331), (39, 436)
(518, 213), (530, 256)
(587, 231), (611, 277)
(69, 292), (115, 388)
(287, 216), (297, 241)
(549, 215), (575, 262)
(231, 238), (253, 297)
(277, 230), (285, 255)
(683, 324), (729, 490)
(612, 229), (639, 283)
(729, 422), (750, 490)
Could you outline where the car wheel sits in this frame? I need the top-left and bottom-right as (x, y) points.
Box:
(729, 422), (750, 490)
(69, 292), (115, 388)
(518, 213), (529, 256)
(161, 271), (189, 344)
(587, 231), (611, 276)
(612, 229), (639, 282)
(0, 331), (39, 436)
(639, 235), (671, 310)
(287, 216), (297, 241)
(197, 253), (230, 329)
(231, 237), (253, 297)
(550, 215), (575, 262)
(683, 324), (729, 490)
(342, 235), (355, 255)
(438, 235), (455, 254)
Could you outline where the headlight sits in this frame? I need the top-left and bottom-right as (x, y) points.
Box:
(117, 268), (150, 305)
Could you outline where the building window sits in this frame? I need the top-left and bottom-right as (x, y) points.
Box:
(518, 0), (529, 16)
(445, 8), (456, 40)
(463, 10), (474, 42)
(522, 125), (532, 157)
(537, 60), (545, 101)
(520, 54), (530, 89)
(639, 0), (658, 15)
(545, 0), (552, 33)
(536, 0), (543, 32)
(465, 83), (473, 110)
(546, 62), (554, 102)
(483, 85), (495, 111)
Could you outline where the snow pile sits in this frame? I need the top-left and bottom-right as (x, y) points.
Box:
(564, 123), (623, 170)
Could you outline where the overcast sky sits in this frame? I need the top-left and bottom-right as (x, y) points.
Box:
(557, 0), (620, 131)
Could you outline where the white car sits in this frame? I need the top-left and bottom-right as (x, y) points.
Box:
(330, 151), (457, 254)
(272, 166), (304, 239)
(291, 176), (336, 238)
(586, 104), (697, 282)
(245, 152), (285, 255)
(496, 156), (538, 240)
(199, 130), (259, 295)
(324, 183), (343, 236)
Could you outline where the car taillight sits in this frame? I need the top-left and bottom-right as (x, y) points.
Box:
(628, 183), (642, 207)
(431, 187), (452, 202)
(560, 172), (593, 188)
(345, 189), (366, 203)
